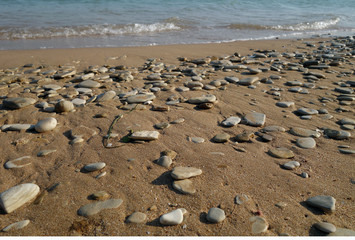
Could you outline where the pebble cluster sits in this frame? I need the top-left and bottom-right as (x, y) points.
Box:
(0, 36), (354, 236)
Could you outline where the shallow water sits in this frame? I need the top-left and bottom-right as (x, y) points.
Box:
(0, 0), (354, 49)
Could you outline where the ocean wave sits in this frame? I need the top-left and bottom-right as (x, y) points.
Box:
(0, 22), (181, 40)
(227, 18), (340, 31)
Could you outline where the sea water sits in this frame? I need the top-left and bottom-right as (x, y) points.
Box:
(0, 0), (354, 50)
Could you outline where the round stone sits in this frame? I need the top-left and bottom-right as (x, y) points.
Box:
(268, 148), (294, 159)
(289, 127), (321, 138)
(314, 222), (337, 233)
(3, 97), (36, 109)
(206, 208), (225, 223)
(324, 129), (351, 140)
(77, 80), (101, 88)
(159, 208), (187, 226)
(35, 117), (57, 133)
(276, 101), (295, 108)
(190, 137), (205, 143)
(250, 216), (269, 234)
(84, 162), (106, 172)
(212, 133), (230, 143)
(283, 161), (300, 170)
(126, 212), (147, 224)
(171, 166), (202, 180)
(172, 179), (196, 194)
(296, 137), (316, 149)
(55, 100), (74, 113)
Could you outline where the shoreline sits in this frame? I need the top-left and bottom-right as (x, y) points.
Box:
(0, 36), (354, 236)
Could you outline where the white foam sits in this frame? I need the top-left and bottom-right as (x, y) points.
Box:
(272, 18), (340, 31)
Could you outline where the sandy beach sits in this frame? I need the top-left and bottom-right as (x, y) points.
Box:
(0, 38), (354, 236)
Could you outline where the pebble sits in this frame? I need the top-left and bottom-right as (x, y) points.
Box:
(339, 118), (355, 125)
(126, 93), (156, 104)
(1, 124), (34, 132)
(198, 102), (214, 109)
(239, 77), (259, 86)
(328, 228), (355, 236)
(77, 80), (100, 88)
(206, 208), (225, 223)
(221, 116), (241, 127)
(250, 216), (269, 234)
(282, 161), (300, 170)
(0, 183), (40, 213)
(4, 156), (31, 169)
(77, 199), (123, 217)
(126, 212), (147, 224)
(235, 194), (249, 205)
(90, 191), (110, 201)
(96, 90), (117, 102)
(190, 137), (205, 143)
(324, 129), (351, 140)
(276, 101), (295, 108)
(296, 137), (316, 149)
(313, 222), (337, 233)
(171, 166), (202, 180)
(275, 202), (287, 209)
(296, 107), (318, 115)
(339, 149), (355, 154)
(306, 195), (336, 213)
(2, 97), (36, 109)
(154, 122), (170, 129)
(156, 155), (172, 168)
(235, 132), (254, 142)
(172, 179), (196, 194)
(244, 112), (266, 127)
(71, 98), (86, 107)
(268, 148), (294, 159)
(301, 172), (309, 178)
(84, 162), (106, 172)
(289, 127), (321, 138)
(34, 117), (57, 133)
(55, 100), (74, 113)
(1, 220), (30, 232)
(188, 94), (217, 104)
(171, 118), (185, 124)
(161, 150), (177, 160)
(212, 132), (230, 143)
(129, 131), (160, 141)
(160, 208), (187, 226)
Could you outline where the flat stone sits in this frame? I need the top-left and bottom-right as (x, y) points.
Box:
(235, 132), (254, 142)
(206, 208), (225, 223)
(96, 90), (116, 102)
(77, 199), (123, 217)
(161, 150), (177, 160)
(4, 156), (31, 169)
(76, 88), (92, 95)
(282, 161), (300, 170)
(268, 148), (294, 159)
(296, 137), (316, 149)
(126, 212), (147, 224)
(212, 133), (230, 143)
(1, 220), (30, 232)
(188, 94), (217, 104)
(239, 77), (259, 86)
(313, 222), (337, 233)
(55, 100), (74, 113)
(43, 84), (61, 91)
(156, 156), (172, 168)
(3, 97), (36, 109)
(324, 129), (351, 140)
(190, 137), (205, 143)
(0, 183), (40, 213)
(77, 80), (100, 88)
(159, 208), (187, 226)
(171, 118), (185, 124)
(154, 122), (170, 129)
(171, 166), (202, 180)
(71, 98), (86, 107)
(37, 149), (57, 157)
(1, 124), (34, 132)
(34, 117), (57, 133)
(261, 126), (286, 132)
(296, 107), (318, 115)
(54, 70), (76, 79)
(289, 127), (321, 138)
(244, 112), (266, 127)
(328, 228), (355, 236)
(172, 179), (196, 194)
(339, 118), (355, 125)
(129, 131), (160, 141)
(126, 93), (156, 103)
(276, 102), (295, 108)
(250, 216), (269, 234)
(306, 195), (336, 213)
(339, 149), (355, 154)
(221, 116), (241, 127)
(84, 162), (106, 172)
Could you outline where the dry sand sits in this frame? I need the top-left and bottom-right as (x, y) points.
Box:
(0, 38), (354, 236)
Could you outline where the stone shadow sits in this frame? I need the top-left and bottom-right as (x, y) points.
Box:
(300, 201), (326, 215)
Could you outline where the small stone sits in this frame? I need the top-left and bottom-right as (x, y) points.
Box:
(306, 195), (336, 213)
(171, 118), (185, 124)
(171, 166), (202, 180)
(235, 194), (249, 205)
(289, 127), (321, 138)
(159, 208), (187, 226)
(212, 133), (230, 143)
(261, 126), (285, 132)
(71, 98), (86, 107)
(301, 172), (309, 178)
(154, 122), (170, 129)
(130, 131), (160, 141)
(268, 148), (294, 159)
(250, 216), (269, 234)
(328, 228), (355, 236)
(37, 149), (57, 157)
(1, 220), (30, 232)
(282, 161), (300, 170)
(84, 162), (106, 172)
(276, 101), (294, 108)
(127, 212), (147, 224)
(77, 80), (100, 88)
(77, 199), (123, 217)
(34, 117), (57, 133)
(96, 90), (116, 102)
(190, 137), (205, 143)
(55, 100), (74, 113)
(324, 129), (351, 140)
(90, 191), (110, 201)
(188, 94), (216, 104)
(197, 102), (214, 109)
(239, 77), (259, 86)
(296, 137), (316, 149)
(339, 118), (355, 125)
(296, 107), (318, 115)
(0, 183), (40, 213)
(1, 124), (34, 132)
(221, 116), (241, 127)
(275, 202), (287, 209)
(126, 94), (156, 104)
(235, 132), (254, 142)
(172, 179), (196, 194)
(4, 156), (31, 169)
(2, 97), (36, 109)
(339, 149), (355, 154)
(314, 222), (337, 233)
(206, 208), (225, 223)
(244, 112), (266, 127)
(156, 156), (172, 168)
(161, 150), (177, 160)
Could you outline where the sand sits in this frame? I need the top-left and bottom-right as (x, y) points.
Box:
(0, 38), (354, 236)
